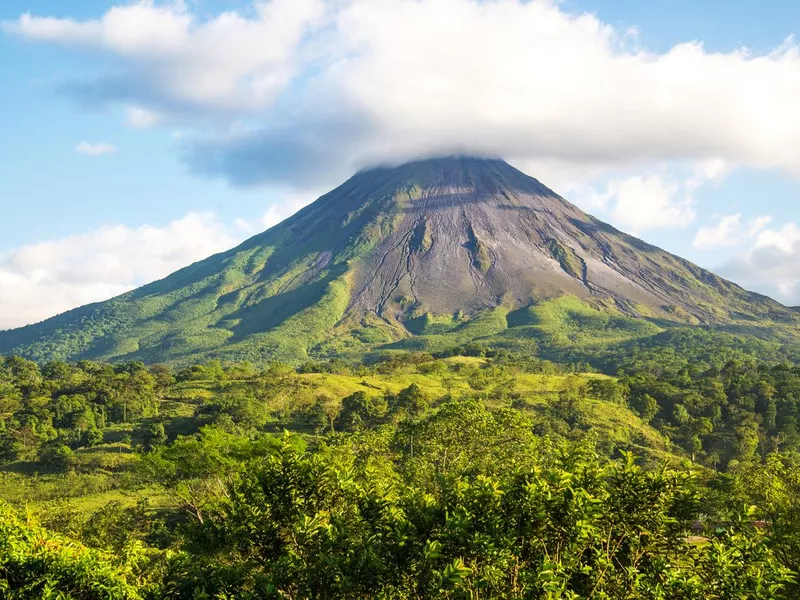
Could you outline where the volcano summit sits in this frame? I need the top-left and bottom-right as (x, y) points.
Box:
(0, 157), (795, 364)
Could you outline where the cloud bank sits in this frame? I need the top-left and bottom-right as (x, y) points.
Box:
(0, 213), (239, 329)
(8, 1), (800, 183)
(720, 222), (800, 306)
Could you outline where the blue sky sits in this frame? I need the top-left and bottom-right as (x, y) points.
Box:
(1, 0), (799, 328)
(0, 0), (278, 249)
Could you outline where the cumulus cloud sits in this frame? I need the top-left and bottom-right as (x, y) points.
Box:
(694, 214), (745, 249)
(719, 222), (800, 305)
(75, 141), (117, 156)
(561, 160), (727, 232)
(585, 173), (696, 232)
(0, 212), (240, 329)
(5, 0), (800, 190)
(126, 106), (161, 128)
(5, 0), (325, 113)
(693, 213), (772, 249)
(234, 190), (317, 233)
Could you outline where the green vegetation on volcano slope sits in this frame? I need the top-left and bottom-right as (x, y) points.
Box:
(362, 296), (800, 370)
(0, 174), (414, 366)
(2, 156), (799, 369)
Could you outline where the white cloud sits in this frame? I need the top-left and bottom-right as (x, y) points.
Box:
(561, 160), (728, 232)
(5, 0), (325, 113)
(755, 222), (800, 253)
(233, 190), (317, 234)
(693, 213), (773, 249)
(694, 214), (744, 249)
(5, 0), (800, 186)
(262, 190), (318, 229)
(326, 1), (800, 174)
(747, 216), (774, 238)
(0, 212), (239, 329)
(597, 173), (696, 232)
(75, 141), (117, 156)
(720, 222), (800, 305)
(126, 106), (161, 128)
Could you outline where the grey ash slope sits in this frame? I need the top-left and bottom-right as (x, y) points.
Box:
(345, 158), (783, 324)
(0, 157), (795, 364)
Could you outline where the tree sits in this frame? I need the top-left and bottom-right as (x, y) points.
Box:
(588, 378), (629, 405)
(732, 421), (760, 465)
(38, 443), (75, 472)
(0, 356), (42, 397)
(82, 426), (104, 448)
(142, 422), (167, 452)
(203, 394), (268, 430)
(673, 403), (691, 425)
(82, 499), (151, 553)
(638, 394), (659, 423)
(336, 392), (386, 432)
(687, 434), (703, 463)
(149, 364), (175, 392)
(554, 387), (582, 427)
(765, 399), (778, 431)
(730, 453), (800, 576)
(305, 394), (340, 433)
(0, 382), (23, 418)
(0, 431), (22, 463)
(138, 426), (275, 524)
(395, 383), (429, 418)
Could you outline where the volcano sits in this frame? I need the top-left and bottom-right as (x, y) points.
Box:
(0, 157), (795, 364)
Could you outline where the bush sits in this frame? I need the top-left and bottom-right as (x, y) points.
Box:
(82, 427), (104, 448)
(38, 444), (75, 473)
(0, 500), (142, 599)
(168, 433), (793, 599)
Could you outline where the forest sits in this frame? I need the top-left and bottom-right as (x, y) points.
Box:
(2, 333), (800, 598)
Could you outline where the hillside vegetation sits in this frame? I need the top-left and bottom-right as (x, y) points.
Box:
(2, 344), (800, 597)
(2, 158), (797, 367)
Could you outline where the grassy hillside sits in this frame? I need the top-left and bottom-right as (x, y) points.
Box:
(0, 356), (672, 526)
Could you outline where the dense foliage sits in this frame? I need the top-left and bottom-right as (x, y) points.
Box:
(619, 358), (800, 469)
(0, 500), (142, 599)
(160, 427), (791, 599)
(1, 350), (800, 597)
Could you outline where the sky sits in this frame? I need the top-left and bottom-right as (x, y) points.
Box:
(1, 0), (799, 329)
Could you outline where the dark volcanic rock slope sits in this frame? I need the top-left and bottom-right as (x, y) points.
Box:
(0, 157), (792, 364)
(337, 157), (785, 327)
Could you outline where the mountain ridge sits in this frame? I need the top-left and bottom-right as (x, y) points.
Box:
(1, 156), (796, 365)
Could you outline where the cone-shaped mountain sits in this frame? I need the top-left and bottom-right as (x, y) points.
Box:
(1, 156), (795, 364)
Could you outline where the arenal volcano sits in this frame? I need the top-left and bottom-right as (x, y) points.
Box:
(0, 157), (795, 364)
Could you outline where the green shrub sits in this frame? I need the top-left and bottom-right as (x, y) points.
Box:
(0, 500), (141, 599)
